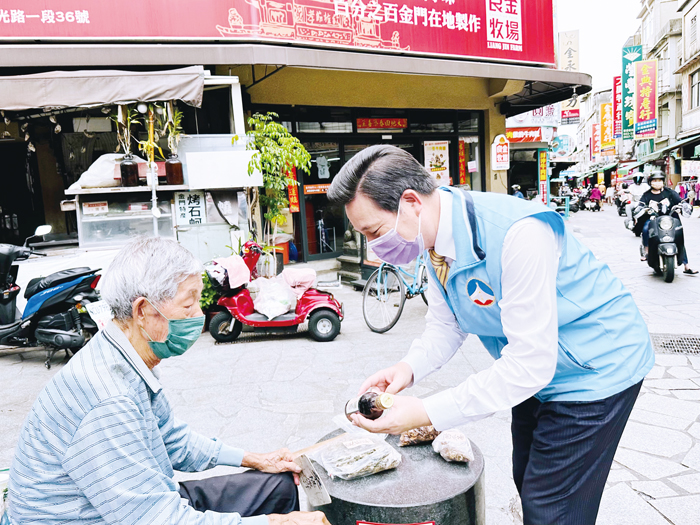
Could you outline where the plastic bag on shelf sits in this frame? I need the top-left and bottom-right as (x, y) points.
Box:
(315, 434), (401, 481)
(399, 425), (441, 447)
(431, 429), (474, 463)
(250, 277), (297, 320)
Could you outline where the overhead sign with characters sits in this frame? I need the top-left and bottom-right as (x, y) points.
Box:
(0, 0), (556, 66)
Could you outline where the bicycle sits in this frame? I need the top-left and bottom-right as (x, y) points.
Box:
(362, 253), (429, 333)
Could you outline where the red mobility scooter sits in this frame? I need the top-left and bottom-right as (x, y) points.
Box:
(208, 241), (343, 343)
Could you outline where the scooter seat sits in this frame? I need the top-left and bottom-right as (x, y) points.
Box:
(24, 267), (96, 299)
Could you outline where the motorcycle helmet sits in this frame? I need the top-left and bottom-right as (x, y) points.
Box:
(633, 175), (643, 185)
(621, 183), (628, 189)
(648, 171), (665, 182)
(512, 184), (521, 190)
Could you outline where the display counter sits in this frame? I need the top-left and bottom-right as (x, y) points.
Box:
(64, 185), (188, 249)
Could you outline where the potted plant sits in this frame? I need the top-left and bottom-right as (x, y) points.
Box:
(161, 101), (185, 185)
(245, 112), (311, 268)
(112, 105), (141, 186)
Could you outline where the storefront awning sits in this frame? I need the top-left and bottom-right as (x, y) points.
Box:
(636, 132), (700, 164)
(0, 44), (591, 117)
(0, 66), (205, 111)
(575, 163), (617, 180)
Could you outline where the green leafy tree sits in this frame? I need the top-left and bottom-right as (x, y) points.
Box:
(246, 112), (311, 245)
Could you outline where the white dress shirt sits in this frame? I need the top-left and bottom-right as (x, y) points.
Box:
(401, 190), (561, 430)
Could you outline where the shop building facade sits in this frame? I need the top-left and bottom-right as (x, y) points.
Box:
(0, 0), (591, 270)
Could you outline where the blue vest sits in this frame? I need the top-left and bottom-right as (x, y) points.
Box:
(430, 187), (654, 402)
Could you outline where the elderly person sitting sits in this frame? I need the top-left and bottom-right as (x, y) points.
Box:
(7, 237), (326, 525)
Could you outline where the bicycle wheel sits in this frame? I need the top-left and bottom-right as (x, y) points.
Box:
(362, 267), (406, 333)
(418, 263), (429, 306)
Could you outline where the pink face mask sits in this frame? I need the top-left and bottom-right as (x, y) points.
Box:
(368, 203), (424, 265)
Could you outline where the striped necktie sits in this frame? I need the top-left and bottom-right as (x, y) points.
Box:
(428, 249), (449, 288)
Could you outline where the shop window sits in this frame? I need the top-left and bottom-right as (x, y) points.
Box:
(300, 142), (345, 258)
(409, 110), (455, 134)
(297, 121), (353, 133)
(459, 136), (482, 191)
(692, 70), (700, 109)
(409, 121), (454, 133)
(458, 115), (480, 133)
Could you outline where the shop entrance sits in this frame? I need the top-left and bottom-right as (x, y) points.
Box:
(297, 140), (420, 262)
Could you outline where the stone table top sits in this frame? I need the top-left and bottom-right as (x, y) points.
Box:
(312, 430), (484, 508)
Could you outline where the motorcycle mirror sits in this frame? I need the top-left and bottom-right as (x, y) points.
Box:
(24, 224), (52, 247)
(34, 225), (52, 236)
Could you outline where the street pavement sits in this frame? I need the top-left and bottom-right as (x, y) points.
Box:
(1, 202), (699, 524)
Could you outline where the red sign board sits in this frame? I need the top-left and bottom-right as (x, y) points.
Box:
(458, 139), (467, 185)
(506, 127), (543, 143)
(0, 0), (555, 66)
(591, 123), (600, 156)
(303, 184), (331, 195)
(287, 168), (300, 213)
(613, 75), (622, 138)
(634, 59), (658, 139)
(357, 118), (407, 130)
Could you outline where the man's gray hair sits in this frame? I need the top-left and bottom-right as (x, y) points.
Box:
(327, 145), (437, 212)
(101, 237), (203, 321)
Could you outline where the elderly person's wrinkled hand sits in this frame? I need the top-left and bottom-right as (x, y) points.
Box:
(242, 448), (302, 484)
(269, 510), (330, 525)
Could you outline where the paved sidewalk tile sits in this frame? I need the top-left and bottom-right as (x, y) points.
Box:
(649, 494), (700, 524)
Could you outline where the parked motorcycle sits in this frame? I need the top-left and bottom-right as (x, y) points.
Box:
(635, 202), (691, 283)
(208, 241), (344, 343)
(616, 190), (632, 217)
(0, 226), (102, 368)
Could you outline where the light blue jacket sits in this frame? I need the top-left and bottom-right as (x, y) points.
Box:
(431, 187), (654, 402)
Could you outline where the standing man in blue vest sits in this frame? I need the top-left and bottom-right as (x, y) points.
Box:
(327, 145), (654, 525)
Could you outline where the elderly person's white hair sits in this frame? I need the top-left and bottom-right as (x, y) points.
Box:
(101, 237), (203, 321)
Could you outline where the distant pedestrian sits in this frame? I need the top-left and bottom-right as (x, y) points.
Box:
(605, 185), (615, 205)
(511, 184), (525, 199)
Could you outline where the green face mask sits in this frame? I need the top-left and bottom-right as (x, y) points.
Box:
(141, 299), (205, 359)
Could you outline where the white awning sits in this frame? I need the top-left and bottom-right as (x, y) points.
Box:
(0, 65), (205, 111)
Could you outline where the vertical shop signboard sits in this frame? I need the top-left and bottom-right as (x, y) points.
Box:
(491, 134), (510, 170)
(175, 191), (207, 225)
(622, 45), (643, 140)
(613, 76), (623, 138)
(558, 30), (579, 71)
(424, 140), (451, 186)
(591, 124), (601, 160)
(287, 167), (300, 213)
(600, 103), (615, 151)
(458, 139), (467, 185)
(634, 59), (658, 139)
(538, 149), (549, 205)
